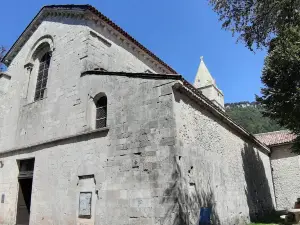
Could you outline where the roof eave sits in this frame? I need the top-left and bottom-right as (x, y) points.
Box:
(269, 141), (295, 148)
(2, 6), (88, 66)
(81, 70), (182, 80)
(2, 6), (45, 65)
(173, 81), (271, 155)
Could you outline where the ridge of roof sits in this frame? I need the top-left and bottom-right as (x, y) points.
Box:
(255, 130), (296, 147)
(81, 70), (181, 80)
(2, 4), (177, 74)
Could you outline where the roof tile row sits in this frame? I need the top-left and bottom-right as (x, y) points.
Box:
(255, 130), (296, 146)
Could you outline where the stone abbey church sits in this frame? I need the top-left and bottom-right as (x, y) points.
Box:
(0, 4), (299, 225)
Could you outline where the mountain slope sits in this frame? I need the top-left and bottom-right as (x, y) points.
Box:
(225, 102), (282, 134)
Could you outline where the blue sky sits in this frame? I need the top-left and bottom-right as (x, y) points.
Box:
(0, 0), (267, 103)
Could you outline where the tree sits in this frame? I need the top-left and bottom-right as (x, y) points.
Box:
(257, 26), (300, 151)
(0, 46), (5, 72)
(209, 0), (300, 50)
(209, 0), (300, 152)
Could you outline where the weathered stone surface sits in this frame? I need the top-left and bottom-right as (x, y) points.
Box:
(271, 144), (300, 210)
(172, 91), (276, 224)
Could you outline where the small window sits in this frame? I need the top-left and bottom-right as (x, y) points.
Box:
(34, 52), (51, 101)
(95, 96), (107, 129)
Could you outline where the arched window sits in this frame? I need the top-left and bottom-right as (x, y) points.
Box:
(34, 52), (51, 101)
(95, 96), (107, 129)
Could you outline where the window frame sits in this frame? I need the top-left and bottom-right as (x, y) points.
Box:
(24, 36), (54, 104)
(34, 52), (51, 101)
(95, 96), (107, 129)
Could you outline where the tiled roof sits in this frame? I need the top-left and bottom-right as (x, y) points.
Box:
(255, 130), (296, 146)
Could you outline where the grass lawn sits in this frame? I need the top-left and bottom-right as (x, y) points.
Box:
(249, 223), (279, 225)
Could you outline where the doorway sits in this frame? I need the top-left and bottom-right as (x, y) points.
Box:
(16, 158), (35, 225)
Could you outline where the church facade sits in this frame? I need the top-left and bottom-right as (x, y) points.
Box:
(0, 5), (277, 225)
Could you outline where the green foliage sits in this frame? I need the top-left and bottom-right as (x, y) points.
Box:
(226, 104), (282, 134)
(257, 25), (300, 152)
(209, 0), (300, 152)
(209, 0), (300, 50)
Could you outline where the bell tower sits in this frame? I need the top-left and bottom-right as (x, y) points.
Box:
(194, 57), (225, 111)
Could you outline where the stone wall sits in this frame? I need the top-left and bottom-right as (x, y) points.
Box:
(0, 17), (90, 150)
(271, 144), (300, 210)
(0, 15), (161, 151)
(0, 15), (181, 224)
(172, 88), (276, 225)
(0, 75), (179, 225)
(83, 27), (156, 73)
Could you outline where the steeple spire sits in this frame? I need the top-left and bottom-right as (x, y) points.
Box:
(194, 56), (216, 89)
(193, 56), (225, 111)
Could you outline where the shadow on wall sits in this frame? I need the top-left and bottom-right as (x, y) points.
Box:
(160, 156), (221, 225)
(242, 143), (274, 223)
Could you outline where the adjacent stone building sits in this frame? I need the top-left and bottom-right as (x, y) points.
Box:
(256, 130), (298, 211)
(0, 4), (277, 225)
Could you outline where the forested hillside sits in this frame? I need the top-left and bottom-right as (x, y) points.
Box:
(225, 102), (282, 134)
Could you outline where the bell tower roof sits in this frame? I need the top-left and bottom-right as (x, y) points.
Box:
(194, 56), (216, 88)
(193, 56), (225, 111)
